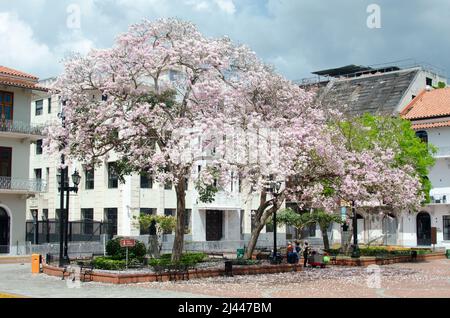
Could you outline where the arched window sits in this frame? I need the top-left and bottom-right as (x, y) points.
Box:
(416, 130), (428, 144)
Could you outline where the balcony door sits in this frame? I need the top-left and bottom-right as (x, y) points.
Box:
(0, 91), (13, 121)
(0, 148), (12, 184)
(0, 207), (10, 253)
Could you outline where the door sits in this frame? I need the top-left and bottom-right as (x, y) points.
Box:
(0, 208), (10, 254)
(417, 212), (431, 246)
(357, 214), (365, 243)
(206, 210), (223, 241)
(0, 147), (12, 176)
(383, 215), (397, 245)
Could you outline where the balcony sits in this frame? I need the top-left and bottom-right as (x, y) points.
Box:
(434, 146), (450, 158)
(0, 119), (44, 140)
(0, 177), (47, 194)
(429, 188), (450, 205)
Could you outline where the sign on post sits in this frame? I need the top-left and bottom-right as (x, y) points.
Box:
(120, 239), (136, 248)
(120, 238), (136, 269)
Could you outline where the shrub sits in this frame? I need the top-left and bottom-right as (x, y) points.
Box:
(106, 237), (147, 261)
(92, 257), (126, 271)
(149, 252), (207, 268)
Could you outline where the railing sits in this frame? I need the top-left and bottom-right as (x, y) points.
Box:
(0, 176), (47, 192)
(26, 220), (114, 244)
(435, 146), (450, 158)
(0, 119), (44, 136)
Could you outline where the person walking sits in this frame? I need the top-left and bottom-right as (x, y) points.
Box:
(302, 241), (310, 267)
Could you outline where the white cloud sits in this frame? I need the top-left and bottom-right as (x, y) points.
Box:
(0, 12), (55, 76)
(214, 0), (235, 14)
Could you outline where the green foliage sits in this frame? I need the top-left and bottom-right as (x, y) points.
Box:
(338, 114), (436, 203)
(148, 252), (207, 268)
(105, 237), (147, 261)
(136, 214), (177, 234)
(274, 208), (342, 232)
(231, 259), (261, 266)
(432, 82), (446, 89)
(92, 257), (126, 270)
(195, 183), (219, 203)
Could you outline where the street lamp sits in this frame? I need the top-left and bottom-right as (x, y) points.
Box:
(267, 180), (282, 265)
(351, 201), (360, 258)
(57, 167), (81, 266)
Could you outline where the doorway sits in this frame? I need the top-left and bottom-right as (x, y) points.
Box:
(206, 210), (223, 241)
(0, 207), (10, 254)
(417, 212), (431, 246)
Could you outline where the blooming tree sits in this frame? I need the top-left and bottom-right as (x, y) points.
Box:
(44, 18), (267, 262)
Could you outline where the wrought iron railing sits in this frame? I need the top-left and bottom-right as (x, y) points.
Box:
(0, 119), (44, 136)
(26, 220), (114, 244)
(0, 176), (47, 192)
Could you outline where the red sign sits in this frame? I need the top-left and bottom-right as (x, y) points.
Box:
(120, 239), (136, 248)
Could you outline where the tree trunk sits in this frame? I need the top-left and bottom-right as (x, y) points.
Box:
(244, 221), (267, 259)
(343, 222), (354, 255)
(244, 192), (285, 259)
(172, 175), (186, 263)
(320, 224), (330, 251)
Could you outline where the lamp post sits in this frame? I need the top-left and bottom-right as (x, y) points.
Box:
(351, 201), (360, 258)
(268, 180), (282, 264)
(57, 169), (81, 265)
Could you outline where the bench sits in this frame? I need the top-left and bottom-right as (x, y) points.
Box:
(208, 252), (225, 259)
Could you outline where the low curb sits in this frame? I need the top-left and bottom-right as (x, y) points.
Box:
(42, 262), (303, 284)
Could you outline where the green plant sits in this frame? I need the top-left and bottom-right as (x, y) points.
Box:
(92, 257), (126, 270)
(149, 252), (207, 268)
(106, 237), (147, 261)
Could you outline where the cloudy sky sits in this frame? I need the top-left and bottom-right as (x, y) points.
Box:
(1, 0), (449, 81)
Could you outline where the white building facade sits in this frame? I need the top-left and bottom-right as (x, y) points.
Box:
(0, 66), (47, 255)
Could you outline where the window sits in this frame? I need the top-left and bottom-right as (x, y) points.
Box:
(36, 140), (43, 155)
(266, 220), (274, 233)
(104, 208), (118, 236)
(444, 216), (450, 241)
(101, 94), (108, 101)
(416, 131), (428, 144)
(85, 167), (95, 190)
(185, 209), (191, 233)
(42, 209), (49, 221)
(35, 100), (43, 116)
(164, 180), (173, 190)
(164, 209), (176, 234)
(34, 168), (42, 180)
(141, 208), (156, 216)
(140, 173), (153, 189)
(412, 95), (416, 100)
(185, 177), (189, 191)
(55, 209), (62, 221)
(238, 177), (242, 193)
(164, 209), (176, 217)
(0, 147), (12, 177)
(107, 162), (119, 188)
(426, 77), (433, 86)
(47, 98), (52, 114)
(81, 208), (94, 234)
(0, 91), (14, 120)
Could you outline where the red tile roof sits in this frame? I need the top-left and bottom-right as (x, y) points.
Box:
(411, 120), (450, 130)
(0, 66), (47, 92)
(401, 88), (450, 119)
(0, 66), (38, 80)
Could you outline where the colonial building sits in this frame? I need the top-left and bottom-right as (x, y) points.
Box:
(298, 62), (449, 248)
(400, 87), (450, 248)
(0, 66), (47, 255)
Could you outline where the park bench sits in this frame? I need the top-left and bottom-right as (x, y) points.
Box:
(208, 252), (225, 259)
